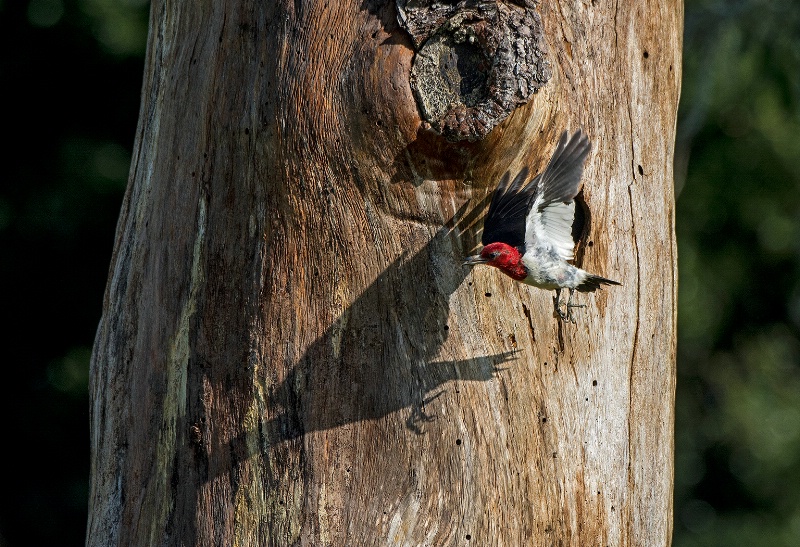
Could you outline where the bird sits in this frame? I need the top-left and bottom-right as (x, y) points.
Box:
(463, 129), (620, 322)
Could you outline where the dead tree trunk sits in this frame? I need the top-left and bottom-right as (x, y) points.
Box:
(88, 0), (681, 545)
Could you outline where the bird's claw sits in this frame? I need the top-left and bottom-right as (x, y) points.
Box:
(565, 304), (583, 323)
(554, 290), (584, 323)
(553, 299), (575, 323)
(553, 296), (566, 319)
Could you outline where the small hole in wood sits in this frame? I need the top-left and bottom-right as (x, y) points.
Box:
(643, 50), (649, 58)
(592, 380), (598, 386)
(638, 164), (644, 175)
(456, 439), (462, 446)
(466, 535), (472, 541)
(541, 417), (547, 423)
(484, 292), (492, 297)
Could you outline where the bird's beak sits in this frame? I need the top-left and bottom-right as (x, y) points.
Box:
(463, 254), (489, 266)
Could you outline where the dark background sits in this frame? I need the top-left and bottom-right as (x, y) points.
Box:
(1, 0), (798, 545)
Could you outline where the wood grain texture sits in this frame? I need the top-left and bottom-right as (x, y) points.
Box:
(88, 0), (682, 545)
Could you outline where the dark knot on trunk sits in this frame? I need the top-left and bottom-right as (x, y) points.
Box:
(397, 0), (551, 142)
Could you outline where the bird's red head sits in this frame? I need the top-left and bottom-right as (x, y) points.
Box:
(464, 242), (527, 281)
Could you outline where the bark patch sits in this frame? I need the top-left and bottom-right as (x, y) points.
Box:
(398, 0), (551, 142)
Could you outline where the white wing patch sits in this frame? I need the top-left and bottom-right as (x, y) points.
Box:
(525, 196), (576, 261)
(522, 130), (590, 262)
(540, 200), (576, 260)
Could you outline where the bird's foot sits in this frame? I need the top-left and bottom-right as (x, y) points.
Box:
(563, 290), (584, 323)
(564, 303), (584, 323)
(554, 301), (577, 323)
(553, 294), (568, 320)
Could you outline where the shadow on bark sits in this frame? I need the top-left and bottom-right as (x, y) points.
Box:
(263, 195), (516, 444)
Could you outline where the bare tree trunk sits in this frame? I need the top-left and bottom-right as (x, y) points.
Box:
(88, 0), (681, 545)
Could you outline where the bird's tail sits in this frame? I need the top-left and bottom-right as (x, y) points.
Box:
(576, 273), (621, 293)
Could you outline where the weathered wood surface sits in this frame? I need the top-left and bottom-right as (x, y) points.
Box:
(88, 0), (682, 545)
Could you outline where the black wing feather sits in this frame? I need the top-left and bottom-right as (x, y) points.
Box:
(481, 167), (535, 248)
(536, 130), (591, 208)
(481, 129), (591, 249)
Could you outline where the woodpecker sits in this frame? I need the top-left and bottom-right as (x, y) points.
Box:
(464, 129), (620, 322)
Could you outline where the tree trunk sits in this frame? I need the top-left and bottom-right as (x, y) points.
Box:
(88, 0), (681, 545)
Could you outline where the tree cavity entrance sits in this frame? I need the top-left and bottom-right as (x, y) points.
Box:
(417, 24), (491, 122)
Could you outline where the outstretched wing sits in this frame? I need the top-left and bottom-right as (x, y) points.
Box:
(480, 166), (536, 249)
(524, 130), (591, 260)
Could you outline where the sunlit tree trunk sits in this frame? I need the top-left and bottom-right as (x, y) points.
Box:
(88, 0), (682, 544)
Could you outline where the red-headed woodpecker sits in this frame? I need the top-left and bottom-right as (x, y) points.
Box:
(464, 129), (620, 322)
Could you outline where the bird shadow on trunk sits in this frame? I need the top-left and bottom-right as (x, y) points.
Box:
(263, 195), (516, 444)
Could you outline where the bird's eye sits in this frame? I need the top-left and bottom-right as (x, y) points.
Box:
(492, 252), (499, 258)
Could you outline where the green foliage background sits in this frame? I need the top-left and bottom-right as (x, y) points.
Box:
(675, 0), (800, 544)
(1, 0), (798, 545)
